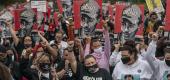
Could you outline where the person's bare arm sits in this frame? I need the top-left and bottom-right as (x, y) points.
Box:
(75, 38), (84, 62)
(38, 32), (58, 57)
(6, 21), (19, 46)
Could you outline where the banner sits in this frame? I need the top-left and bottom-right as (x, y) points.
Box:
(145, 0), (154, 12)
(153, 0), (165, 13)
(114, 4), (125, 33)
(136, 4), (145, 35)
(14, 9), (22, 31)
(56, 0), (64, 14)
(165, 0), (170, 31)
(145, 0), (164, 13)
(73, 0), (81, 29)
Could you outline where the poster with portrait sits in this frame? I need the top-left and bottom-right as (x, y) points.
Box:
(121, 74), (140, 80)
(114, 4), (142, 43)
(0, 10), (13, 38)
(19, 9), (35, 37)
(80, 0), (100, 35)
(61, 0), (72, 18)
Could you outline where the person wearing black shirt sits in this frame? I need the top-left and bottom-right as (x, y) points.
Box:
(65, 48), (112, 80)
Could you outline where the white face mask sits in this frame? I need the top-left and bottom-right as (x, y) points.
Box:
(42, 73), (49, 79)
(94, 47), (103, 53)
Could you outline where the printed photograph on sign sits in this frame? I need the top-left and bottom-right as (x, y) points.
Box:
(0, 10), (13, 38)
(120, 5), (142, 43)
(61, 0), (72, 18)
(121, 74), (140, 80)
(80, 0), (100, 35)
(20, 9), (35, 37)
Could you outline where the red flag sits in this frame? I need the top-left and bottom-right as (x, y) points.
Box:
(56, 0), (63, 14)
(136, 4), (145, 35)
(53, 12), (59, 28)
(14, 9), (22, 31)
(165, 0), (170, 31)
(96, 0), (103, 29)
(47, 7), (51, 19)
(108, 5), (114, 20)
(73, 0), (81, 29)
(114, 4), (125, 33)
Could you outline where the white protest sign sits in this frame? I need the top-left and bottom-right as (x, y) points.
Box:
(31, 1), (47, 12)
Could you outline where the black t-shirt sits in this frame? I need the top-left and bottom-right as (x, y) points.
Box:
(14, 41), (25, 59)
(55, 60), (77, 80)
(76, 63), (113, 80)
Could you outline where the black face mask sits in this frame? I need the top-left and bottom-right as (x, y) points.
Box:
(24, 44), (32, 49)
(165, 59), (170, 66)
(85, 64), (98, 73)
(39, 63), (51, 72)
(121, 57), (131, 64)
(5, 55), (14, 67)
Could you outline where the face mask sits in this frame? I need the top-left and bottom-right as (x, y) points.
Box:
(42, 73), (50, 79)
(165, 59), (170, 66)
(121, 57), (131, 64)
(85, 64), (98, 73)
(94, 47), (102, 53)
(39, 63), (51, 72)
(24, 44), (32, 48)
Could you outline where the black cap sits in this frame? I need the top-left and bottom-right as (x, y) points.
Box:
(0, 45), (7, 53)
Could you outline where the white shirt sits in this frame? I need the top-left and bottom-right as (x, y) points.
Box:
(145, 41), (170, 80)
(109, 50), (146, 66)
(112, 58), (153, 80)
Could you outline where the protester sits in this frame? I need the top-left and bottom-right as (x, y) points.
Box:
(83, 21), (111, 72)
(0, 45), (13, 80)
(145, 33), (170, 80)
(112, 45), (153, 80)
(68, 52), (112, 80)
(143, 12), (164, 45)
(0, 0), (169, 80)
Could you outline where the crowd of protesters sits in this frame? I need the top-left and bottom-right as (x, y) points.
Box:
(0, 1), (170, 80)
